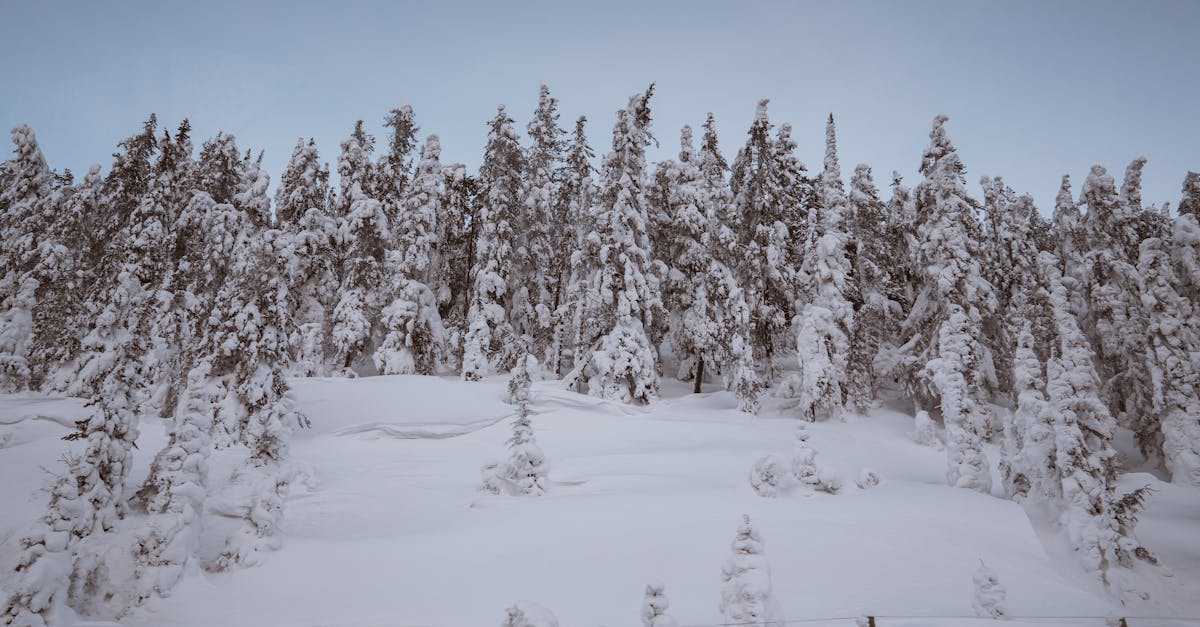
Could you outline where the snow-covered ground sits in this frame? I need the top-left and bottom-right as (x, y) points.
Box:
(1, 376), (1198, 626)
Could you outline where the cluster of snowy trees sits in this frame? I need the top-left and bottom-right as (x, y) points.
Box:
(3, 84), (1200, 618)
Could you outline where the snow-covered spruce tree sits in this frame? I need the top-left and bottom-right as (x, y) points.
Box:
(375, 105), (419, 232)
(1077, 164), (1157, 459)
(434, 163), (479, 361)
(1, 358), (143, 625)
(130, 361), (217, 604)
(897, 115), (995, 493)
(1053, 174), (1085, 278)
(1137, 235), (1200, 486)
(275, 138), (337, 376)
(651, 123), (753, 401)
(648, 126), (706, 383)
(980, 176), (1045, 400)
(729, 100), (799, 382)
(771, 120), (817, 271)
(206, 227), (310, 570)
(845, 163), (896, 412)
(375, 134), (447, 375)
(719, 515), (785, 627)
(506, 354), (548, 495)
(514, 85), (565, 366)
(1001, 319), (1057, 503)
(972, 561), (1008, 619)
(548, 117), (598, 378)
(500, 603), (560, 627)
(565, 86), (664, 403)
(0, 125), (53, 392)
(463, 106), (524, 380)
(1179, 171), (1200, 217)
(28, 164), (101, 391)
(331, 121), (387, 374)
(640, 583), (677, 627)
(698, 115), (762, 413)
(795, 115), (855, 421)
(1039, 251), (1157, 597)
(137, 123), (200, 419)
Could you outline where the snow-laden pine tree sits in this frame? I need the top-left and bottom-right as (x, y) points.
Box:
(514, 86), (564, 365)
(375, 105), (419, 233)
(275, 138), (337, 376)
(1053, 174), (1085, 278)
(650, 126), (707, 383)
(844, 163), (896, 411)
(550, 117), (597, 378)
(137, 123), (199, 419)
(1076, 164), (1156, 461)
(897, 115), (995, 493)
(130, 361), (217, 604)
(1178, 171), (1200, 217)
(1001, 319), (1057, 503)
(693, 117), (761, 412)
(505, 354), (548, 496)
(0, 125), (53, 392)
(980, 176), (1045, 399)
(28, 164), (100, 391)
(729, 100), (799, 382)
(795, 115), (855, 421)
(1038, 251), (1157, 597)
(463, 106), (524, 380)
(719, 515), (785, 627)
(1137, 235), (1200, 486)
(564, 87), (664, 403)
(205, 226), (310, 570)
(650, 123), (758, 411)
(330, 121), (386, 373)
(640, 583), (677, 627)
(375, 134), (447, 375)
(434, 162), (479, 361)
(771, 121), (817, 271)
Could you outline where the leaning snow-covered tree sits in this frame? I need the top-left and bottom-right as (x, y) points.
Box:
(1038, 252), (1158, 598)
(565, 86), (664, 404)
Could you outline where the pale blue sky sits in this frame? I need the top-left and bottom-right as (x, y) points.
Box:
(2, 0), (1197, 212)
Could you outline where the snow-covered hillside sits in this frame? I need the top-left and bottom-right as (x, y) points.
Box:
(2, 376), (1196, 626)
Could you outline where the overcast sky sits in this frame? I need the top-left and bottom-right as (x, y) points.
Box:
(2, 0), (1197, 213)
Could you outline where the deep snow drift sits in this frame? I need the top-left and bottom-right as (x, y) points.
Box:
(1, 375), (1198, 626)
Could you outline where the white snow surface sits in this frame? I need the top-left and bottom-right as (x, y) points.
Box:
(1, 378), (1198, 627)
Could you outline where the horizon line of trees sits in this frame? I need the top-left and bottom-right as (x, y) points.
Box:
(2, 84), (1199, 622)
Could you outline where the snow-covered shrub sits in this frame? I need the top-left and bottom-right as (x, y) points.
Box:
(912, 410), (943, 450)
(972, 560), (1008, 619)
(856, 467), (882, 490)
(749, 454), (789, 497)
(480, 460), (506, 495)
(775, 373), (803, 399)
(641, 583), (677, 627)
(719, 515), (785, 627)
(817, 467), (844, 494)
(501, 601), (559, 627)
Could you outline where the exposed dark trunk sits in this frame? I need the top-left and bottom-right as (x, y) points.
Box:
(693, 356), (704, 394)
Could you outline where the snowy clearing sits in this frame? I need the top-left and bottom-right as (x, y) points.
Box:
(2, 376), (1196, 626)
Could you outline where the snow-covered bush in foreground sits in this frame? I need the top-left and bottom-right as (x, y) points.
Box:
(912, 410), (943, 450)
(856, 467), (882, 490)
(972, 560), (1008, 619)
(501, 601), (559, 627)
(719, 515), (785, 627)
(640, 583), (677, 627)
